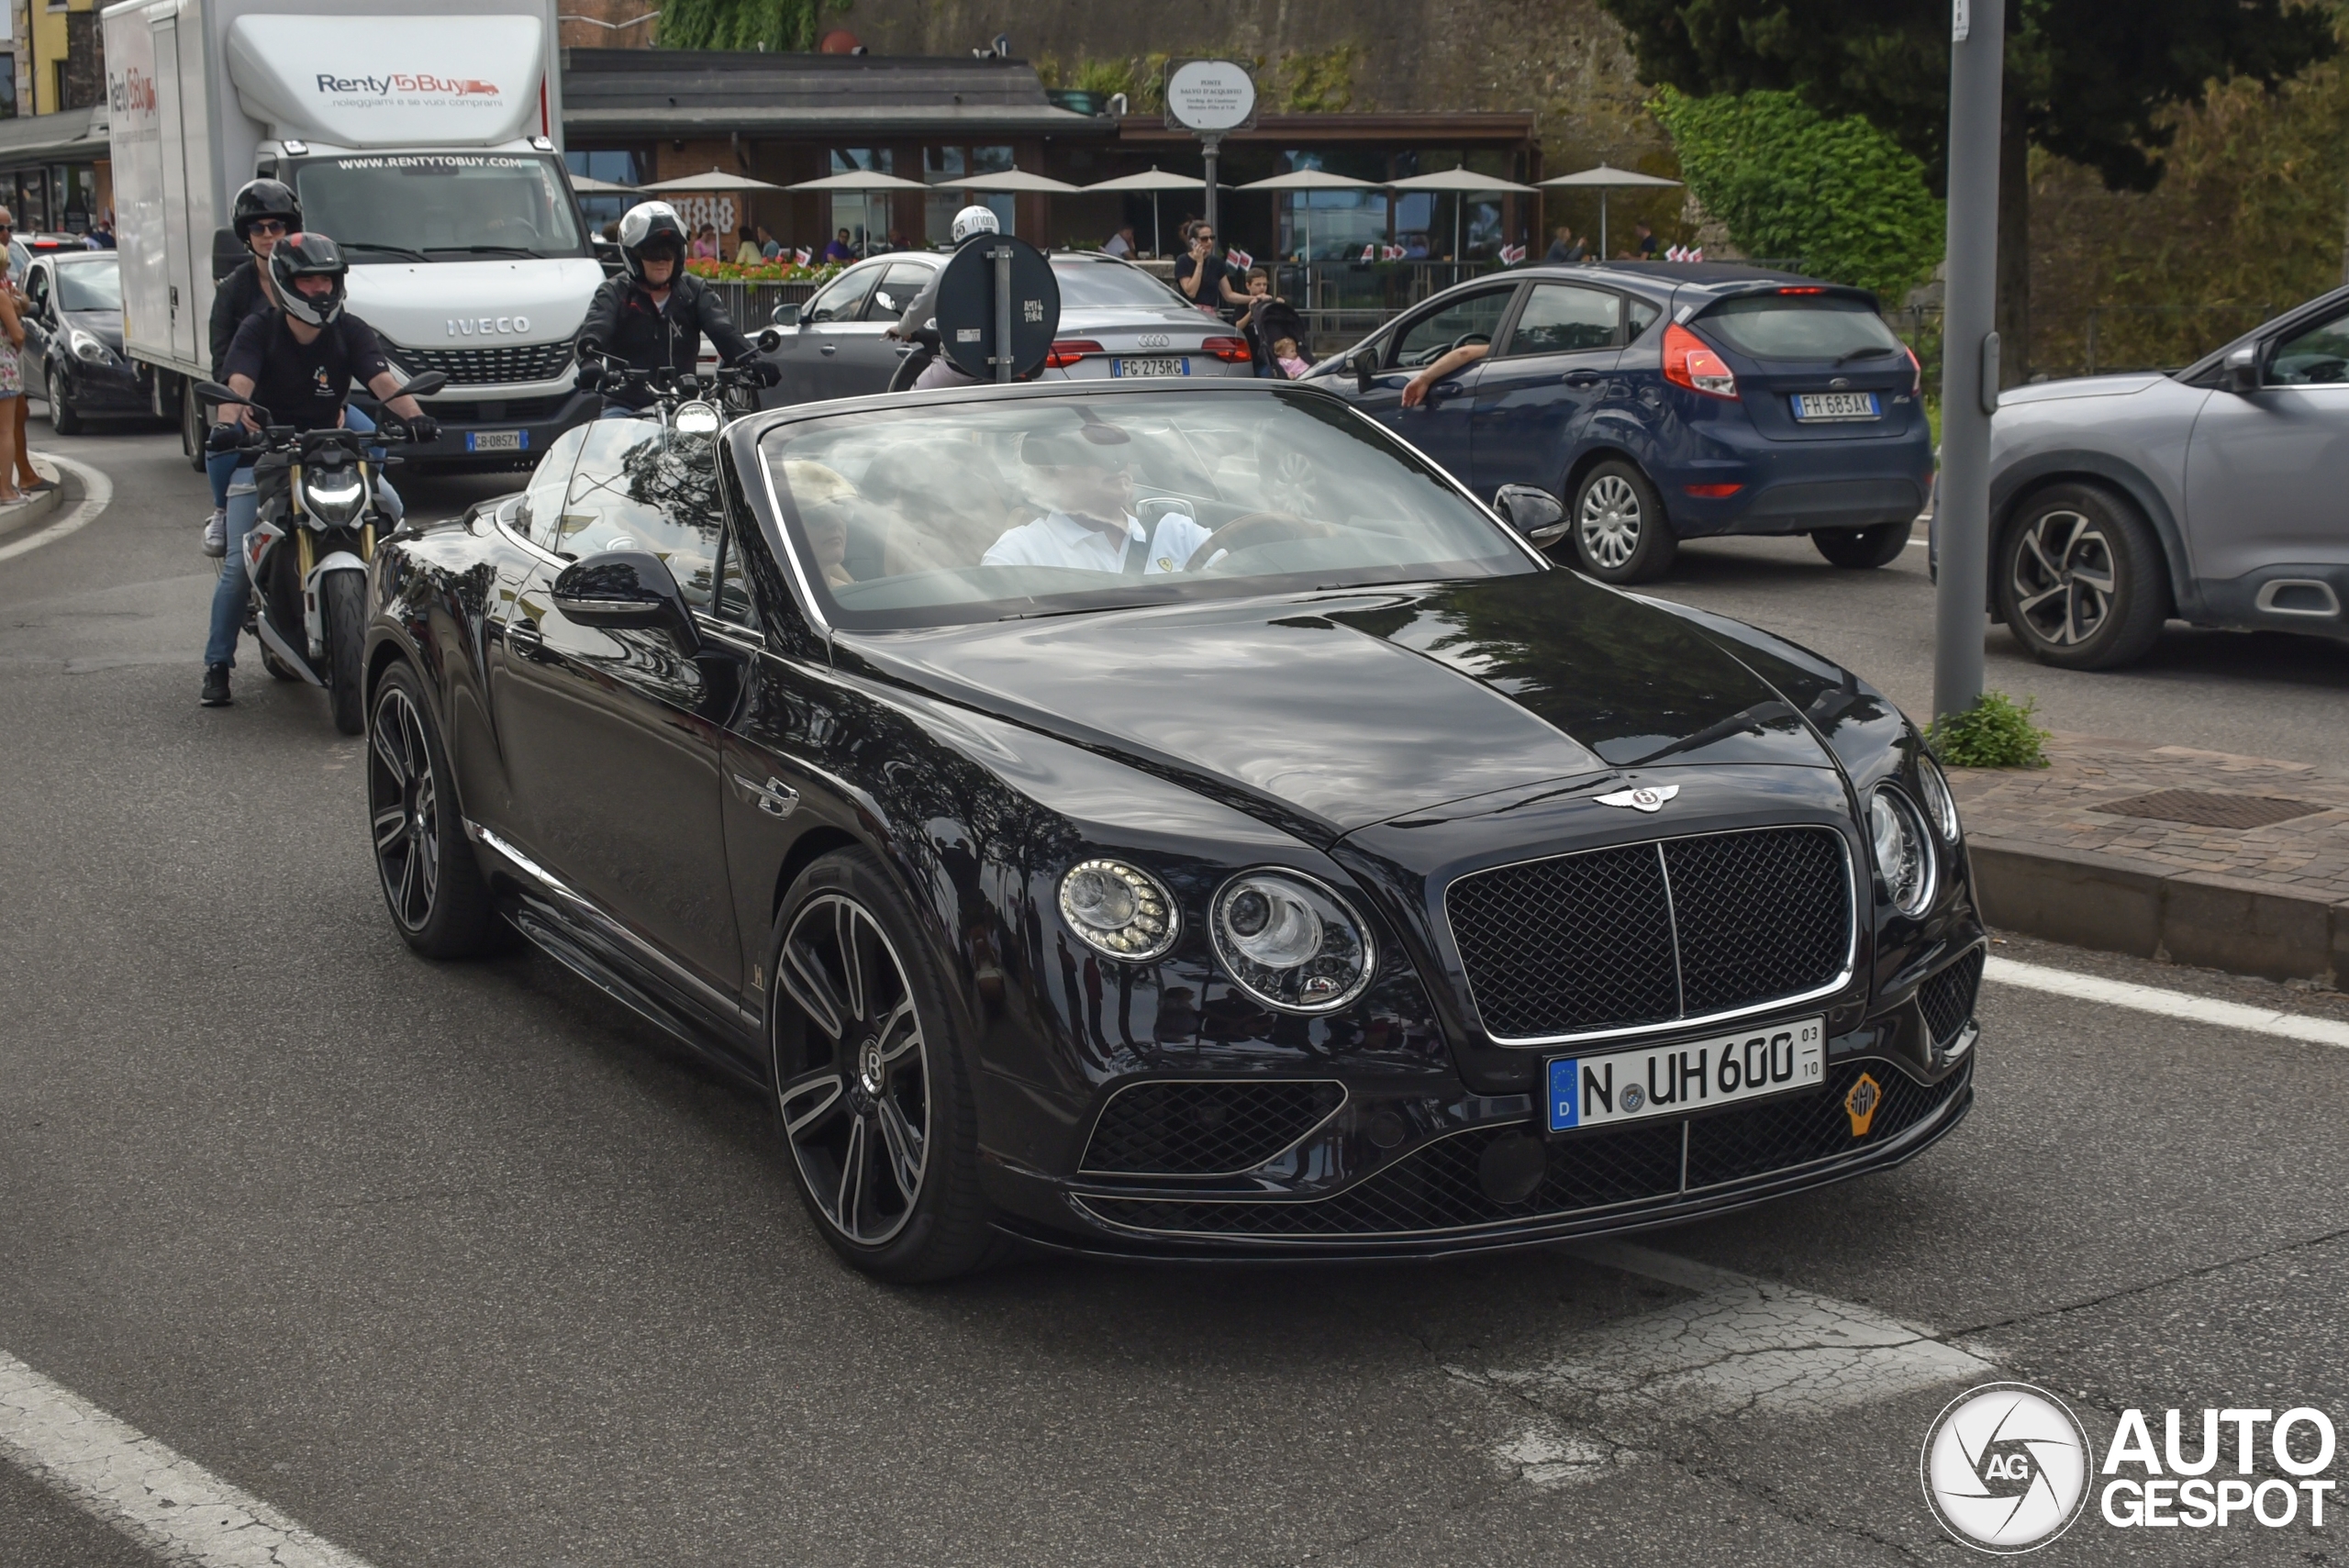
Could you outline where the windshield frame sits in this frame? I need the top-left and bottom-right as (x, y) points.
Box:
(287, 151), (593, 262)
(734, 379), (1548, 636)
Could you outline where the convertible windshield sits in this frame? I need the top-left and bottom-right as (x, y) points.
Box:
(757, 387), (1536, 628)
(292, 153), (586, 260)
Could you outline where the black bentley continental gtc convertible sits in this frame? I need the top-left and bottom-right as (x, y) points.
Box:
(363, 379), (1983, 1281)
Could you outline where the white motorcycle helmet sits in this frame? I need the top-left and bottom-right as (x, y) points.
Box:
(951, 205), (1001, 244)
(616, 200), (689, 282)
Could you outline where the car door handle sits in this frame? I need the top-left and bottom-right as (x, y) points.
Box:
(818, 342), (838, 356)
(507, 617), (544, 659)
(1563, 371), (1602, 387)
(729, 772), (800, 818)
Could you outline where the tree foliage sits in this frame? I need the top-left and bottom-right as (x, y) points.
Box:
(1651, 86), (1943, 299)
(656, 0), (846, 52)
(1598, 0), (2336, 196)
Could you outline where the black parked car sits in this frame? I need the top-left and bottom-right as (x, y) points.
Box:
(364, 379), (1983, 1281)
(18, 251), (148, 434)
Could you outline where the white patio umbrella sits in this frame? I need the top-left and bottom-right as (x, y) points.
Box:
(958, 169), (1083, 194)
(637, 167), (786, 193)
(1084, 166), (1203, 255)
(1235, 169), (1377, 267)
(569, 174), (639, 195)
(1539, 163), (1682, 258)
(1387, 166), (1539, 266)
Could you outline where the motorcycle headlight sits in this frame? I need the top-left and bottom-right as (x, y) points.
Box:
(1917, 753), (1962, 842)
(301, 469), (369, 526)
(1868, 786), (1935, 917)
(1211, 871), (1375, 1013)
(1059, 859), (1178, 961)
(69, 328), (111, 363)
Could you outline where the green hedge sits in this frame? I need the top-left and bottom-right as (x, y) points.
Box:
(1650, 86), (1943, 302)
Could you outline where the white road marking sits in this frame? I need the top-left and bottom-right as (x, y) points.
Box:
(1985, 955), (2349, 1049)
(0, 1348), (376, 1568)
(0, 454), (113, 563)
(1460, 1240), (1991, 1487)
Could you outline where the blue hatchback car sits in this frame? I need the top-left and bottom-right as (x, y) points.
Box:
(1302, 261), (1936, 584)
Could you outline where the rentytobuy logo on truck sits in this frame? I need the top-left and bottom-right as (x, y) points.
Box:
(314, 74), (503, 98)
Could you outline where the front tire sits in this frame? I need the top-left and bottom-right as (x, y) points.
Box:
(1995, 483), (2168, 670)
(769, 848), (996, 1283)
(367, 662), (499, 957)
(1811, 520), (1910, 569)
(323, 572), (367, 735)
(48, 374), (83, 436)
(1570, 461), (1676, 583)
(182, 379), (206, 471)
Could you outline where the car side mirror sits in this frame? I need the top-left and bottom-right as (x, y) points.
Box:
(1493, 484), (1568, 547)
(2222, 345), (2261, 394)
(552, 550), (701, 653)
(756, 327), (783, 353)
(1351, 346), (1378, 394)
(771, 302), (801, 328)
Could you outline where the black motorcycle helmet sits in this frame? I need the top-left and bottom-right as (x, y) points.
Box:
(268, 232), (350, 328)
(616, 200), (688, 284)
(231, 178), (302, 247)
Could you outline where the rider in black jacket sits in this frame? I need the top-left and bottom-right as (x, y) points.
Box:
(201, 179), (299, 555)
(574, 201), (774, 412)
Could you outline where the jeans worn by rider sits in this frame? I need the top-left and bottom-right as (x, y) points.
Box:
(204, 310), (404, 670)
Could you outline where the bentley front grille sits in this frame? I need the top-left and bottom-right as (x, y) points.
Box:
(1444, 826), (1854, 1042)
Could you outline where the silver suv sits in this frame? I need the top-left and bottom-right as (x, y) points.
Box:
(1976, 285), (2349, 668)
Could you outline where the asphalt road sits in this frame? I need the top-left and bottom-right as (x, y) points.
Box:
(3, 427), (2346, 1567)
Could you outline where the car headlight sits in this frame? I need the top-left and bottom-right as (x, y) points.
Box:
(1868, 786), (1935, 917)
(1059, 859), (1178, 961)
(300, 470), (369, 526)
(1917, 753), (1961, 842)
(68, 328), (110, 363)
(1210, 871), (1375, 1013)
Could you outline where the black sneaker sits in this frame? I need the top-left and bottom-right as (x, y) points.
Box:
(200, 663), (232, 707)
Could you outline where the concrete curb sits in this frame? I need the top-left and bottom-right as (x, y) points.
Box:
(1969, 835), (2349, 985)
(0, 455), (66, 542)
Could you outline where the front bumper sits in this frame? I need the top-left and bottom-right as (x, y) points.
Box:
(54, 357), (150, 411)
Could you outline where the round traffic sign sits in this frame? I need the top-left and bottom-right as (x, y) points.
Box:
(933, 235), (1062, 381)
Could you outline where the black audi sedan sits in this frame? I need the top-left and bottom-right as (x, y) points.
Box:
(363, 379), (1983, 1281)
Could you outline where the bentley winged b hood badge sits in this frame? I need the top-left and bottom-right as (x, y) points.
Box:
(1595, 784), (1680, 813)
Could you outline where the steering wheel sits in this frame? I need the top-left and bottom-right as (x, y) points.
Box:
(1183, 510), (1337, 572)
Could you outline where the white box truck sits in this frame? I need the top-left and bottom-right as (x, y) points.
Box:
(102, 0), (602, 469)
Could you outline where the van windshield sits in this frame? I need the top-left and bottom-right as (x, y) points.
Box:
(291, 153), (586, 261)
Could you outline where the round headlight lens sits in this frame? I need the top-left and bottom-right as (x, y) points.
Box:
(1868, 787), (1935, 917)
(1210, 872), (1375, 1013)
(1917, 753), (1962, 842)
(1059, 859), (1177, 961)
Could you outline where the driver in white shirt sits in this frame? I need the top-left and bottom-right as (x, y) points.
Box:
(983, 418), (1215, 577)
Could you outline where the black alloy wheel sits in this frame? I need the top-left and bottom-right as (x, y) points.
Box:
(769, 849), (995, 1282)
(1570, 460), (1676, 584)
(323, 572), (367, 735)
(1995, 482), (2168, 670)
(367, 662), (499, 957)
(1811, 520), (1911, 569)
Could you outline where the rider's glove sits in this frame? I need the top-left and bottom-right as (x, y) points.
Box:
(750, 359), (782, 387)
(206, 422), (250, 453)
(574, 361), (605, 391)
(398, 414), (441, 445)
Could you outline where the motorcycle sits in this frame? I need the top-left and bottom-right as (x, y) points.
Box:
(575, 342), (776, 426)
(195, 373), (447, 735)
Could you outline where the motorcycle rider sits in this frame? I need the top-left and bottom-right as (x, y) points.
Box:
(200, 232), (438, 709)
(200, 179), (296, 556)
(574, 201), (777, 412)
(885, 205), (1000, 391)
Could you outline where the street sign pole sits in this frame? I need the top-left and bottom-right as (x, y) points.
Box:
(1933, 0), (2004, 723)
(1201, 133), (1222, 243)
(994, 242), (1015, 383)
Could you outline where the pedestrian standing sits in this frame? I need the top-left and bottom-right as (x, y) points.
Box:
(1631, 220), (1660, 259)
(0, 256), (25, 504)
(1176, 222), (1243, 316)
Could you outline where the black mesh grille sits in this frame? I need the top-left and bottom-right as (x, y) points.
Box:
(1446, 843), (1677, 1038)
(1446, 827), (1851, 1040)
(1917, 948), (1985, 1048)
(1081, 1081), (1344, 1175)
(1664, 829), (1852, 1015)
(388, 341), (574, 385)
(1084, 1060), (1966, 1239)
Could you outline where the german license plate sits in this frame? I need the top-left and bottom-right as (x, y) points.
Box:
(464, 429), (526, 453)
(1792, 392), (1880, 422)
(1546, 1018), (1825, 1133)
(1112, 357), (1191, 377)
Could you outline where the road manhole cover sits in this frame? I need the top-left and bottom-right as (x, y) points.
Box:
(2092, 789), (2328, 829)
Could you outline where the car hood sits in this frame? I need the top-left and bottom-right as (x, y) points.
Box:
(836, 572), (1836, 846)
(61, 307), (121, 346)
(1996, 373), (2168, 406)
